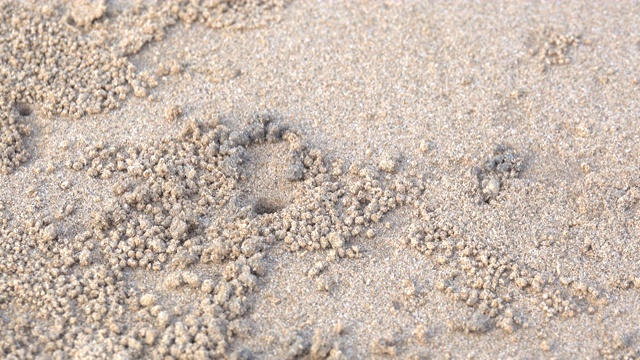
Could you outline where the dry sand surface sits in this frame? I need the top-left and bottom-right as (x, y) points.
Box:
(1, 0), (640, 358)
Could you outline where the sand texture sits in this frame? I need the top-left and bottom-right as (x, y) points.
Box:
(1, 0), (640, 359)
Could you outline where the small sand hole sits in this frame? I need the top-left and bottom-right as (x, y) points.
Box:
(66, 15), (77, 27)
(16, 103), (33, 117)
(253, 197), (285, 215)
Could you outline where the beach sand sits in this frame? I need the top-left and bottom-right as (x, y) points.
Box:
(1, 1), (640, 358)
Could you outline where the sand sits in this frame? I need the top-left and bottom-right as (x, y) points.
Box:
(1, 0), (640, 359)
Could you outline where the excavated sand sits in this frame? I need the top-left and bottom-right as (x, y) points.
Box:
(1, 0), (640, 359)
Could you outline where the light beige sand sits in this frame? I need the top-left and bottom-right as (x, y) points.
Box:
(1, 0), (640, 358)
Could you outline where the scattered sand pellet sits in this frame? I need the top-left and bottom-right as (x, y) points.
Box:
(378, 155), (397, 173)
(69, 0), (106, 27)
(139, 294), (156, 307)
(165, 105), (183, 122)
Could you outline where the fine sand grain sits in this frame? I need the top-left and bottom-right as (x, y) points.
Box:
(1, 1), (640, 359)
